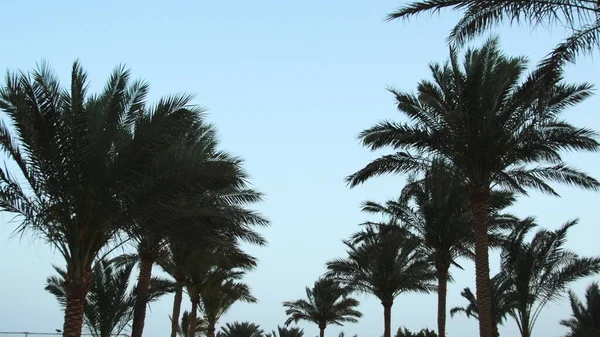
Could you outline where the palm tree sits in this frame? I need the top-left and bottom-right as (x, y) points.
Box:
(326, 225), (436, 337)
(201, 278), (257, 337)
(217, 322), (264, 337)
(0, 61), (252, 337)
(449, 273), (515, 337)
(126, 186), (267, 337)
(269, 326), (304, 337)
(560, 282), (600, 337)
(500, 219), (600, 337)
(283, 277), (362, 337)
(171, 310), (208, 337)
(361, 159), (517, 337)
(161, 242), (202, 337)
(45, 258), (172, 337)
(386, 0), (600, 81)
(345, 37), (599, 337)
(185, 246), (257, 337)
(119, 110), (268, 337)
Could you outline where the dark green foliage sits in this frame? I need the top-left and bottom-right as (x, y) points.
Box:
(172, 311), (208, 337)
(283, 277), (362, 328)
(327, 225), (437, 302)
(449, 273), (515, 326)
(561, 282), (600, 337)
(217, 322), (264, 337)
(45, 258), (173, 337)
(394, 327), (437, 337)
(386, 0), (600, 82)
(268, 326), (304, 337)
(500, 220), (600, 337)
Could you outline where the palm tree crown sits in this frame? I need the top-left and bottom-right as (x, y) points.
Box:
(500, 219), (600, 337)
(561, 282), (600, 337)
(283, 277), (362, 337)
(327, 224), (436, 337)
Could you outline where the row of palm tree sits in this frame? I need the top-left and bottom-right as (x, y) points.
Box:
(377, 1), (600, 336)
(0, 62), (268, 337)
(341, 33), (599, 337)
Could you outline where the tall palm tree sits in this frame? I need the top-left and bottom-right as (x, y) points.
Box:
(283, 277), (362, 337)
(326, 225), (436, 337)
(119, 110), (268, 337)
(0, 61), (251, 337)
(200, 278), (258, 337)
(560, 282), (600, 337)
(449, 273), (515, 337)
(126, 185), (267, 337)
(45, 258), (172, 337)
(345, 37), (599, 337)
(361, 159), (516, 337)
(386, 0), (600, 80)
(217, 322), (264, 337)
(500, 219), (600, 337)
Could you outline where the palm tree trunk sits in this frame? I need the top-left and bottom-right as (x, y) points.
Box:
(207, 324), (216, 337)
(130, 252), (157, 337)
(62, 274), (91, 337)
(318, 323), (325, 337)
(436, 264), (449, 337)
(381, 299), (393, 337)
(170, 280), (185, 337)
(187, 298), (199, 337)
(469, 187), (494, 337)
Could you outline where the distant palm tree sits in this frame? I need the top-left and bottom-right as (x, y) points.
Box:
(201, 278), (257, 337)
(345, 37), (599, 337)
(171, 311), (208, 337)
(327, 225), (436, 337)
(269, 326), (304, 337)
(283, 277), (362, 337)
(561, 282), (600, 337)
(450, 273), (515, 337)
(500, 220), (600, 337)
(217, 322), (264, 337)
(159, 235), (257, 337)
(386, 0), (600, 81)
(45, 258), (172, 337)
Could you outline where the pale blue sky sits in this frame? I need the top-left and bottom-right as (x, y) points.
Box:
(0, 1), (599, 337)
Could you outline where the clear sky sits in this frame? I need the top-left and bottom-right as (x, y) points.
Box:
(0, 1), (599, 337)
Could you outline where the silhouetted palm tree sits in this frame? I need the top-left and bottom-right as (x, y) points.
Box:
(201, 278), (257, 337)
(171, 311), (208, 337)
(327, 225), (436, 337)
(217, 322), (264, 337)
(500, 219), (600, 337)
(561, 282), (600, 337)
(345, 37), (599, 337)
(361, 159), (517, 337)
(268, 326), (304, 337)
(45, 258), (172, 337)
(450, 273), (515, 337)
(0, 61), (260, 337)
(283, 277), (362, 337)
